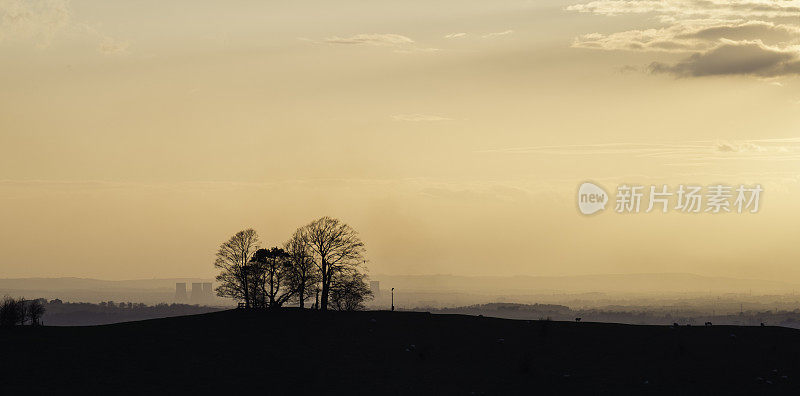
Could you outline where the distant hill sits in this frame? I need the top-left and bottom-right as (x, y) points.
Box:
(0, 277), (222, 305)
(373, 273), (800, 294)
(0, 277), (213, 291)
(3, 273), (797, 298)
(1, 309), (798, 394)
(3, 273), (798, 308)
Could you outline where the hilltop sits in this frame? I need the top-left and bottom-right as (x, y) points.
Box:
(1, 309), (799, 395)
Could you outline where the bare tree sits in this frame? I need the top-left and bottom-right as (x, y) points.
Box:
(284, 228), (319, 308)
(0, 296), (26, 327)
(329, 270), (373, 311)
(301, 217), (366, 311)
(250, 247), (294, 308)
(214, 229), (260, 308)
(26, 299), (46, 325)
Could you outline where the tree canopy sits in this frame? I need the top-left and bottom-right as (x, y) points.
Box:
(213, 217), (371, 311)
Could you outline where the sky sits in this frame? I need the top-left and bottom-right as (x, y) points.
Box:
(2, 0), (800, 281)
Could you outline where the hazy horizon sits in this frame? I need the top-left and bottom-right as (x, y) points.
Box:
(5, 272), (800, 294)
(4, 271), (800, 283)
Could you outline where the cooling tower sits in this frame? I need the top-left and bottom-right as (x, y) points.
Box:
(175, 282), (188, 302)
(202, 282), (213, 302)
(190, 282), (203, 303)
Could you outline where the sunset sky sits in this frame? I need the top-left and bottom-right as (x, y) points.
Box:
(2, 0), (800, 281)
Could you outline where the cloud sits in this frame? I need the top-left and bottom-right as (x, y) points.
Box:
(97, 36), (129, 55)
(715, 141), (768, 152)
(392, 114), (453, 122)
(322, 33), (439, 53)
(444, 33), (467, 39)
(649, 40), (800, 77)
(568, 0), (800, 77)
(574, 29), (702, 52)
(716, 142), (737, 152)
(0, 0), (71, 47)
(393, 47), (440, 54)
(0, 0), (127, 54)
(572, 21), (800, 53)
(567, 0), (800, 78)
(677, 21), (800, 43)
(483, 30), (514, 38)
(566, 0), (800, 19)
(324, 33), (414, 46)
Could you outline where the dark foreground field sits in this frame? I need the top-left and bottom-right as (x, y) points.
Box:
(2, 309), (799, 395)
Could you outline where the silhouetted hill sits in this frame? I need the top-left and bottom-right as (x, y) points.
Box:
(1, 310), (799, 395)
(42, 301), (222, 326)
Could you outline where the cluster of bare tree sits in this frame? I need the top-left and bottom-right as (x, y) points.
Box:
(214, 217), (373, 311)
(0, 297), (45, 327)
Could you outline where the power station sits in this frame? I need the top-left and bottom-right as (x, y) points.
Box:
(175, 282), (213, 304)
(175, 282), (188, 301)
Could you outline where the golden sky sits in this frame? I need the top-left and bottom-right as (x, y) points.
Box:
(1, 0), (800, 281)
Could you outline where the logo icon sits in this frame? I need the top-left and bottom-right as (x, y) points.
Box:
(578, 182), (608, 215)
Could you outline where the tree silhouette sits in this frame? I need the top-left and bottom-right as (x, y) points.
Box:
(250, 247), (293, 308)
(300, 217), (366, 311)
(0, 297), (26, 327)
(26, 299), (46, 325)
(285, 228), (320, 308)
(329, 270), (373, 311)
(214, 229), (260, 308)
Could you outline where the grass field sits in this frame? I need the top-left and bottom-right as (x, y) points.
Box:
(1, 309), (799, 395)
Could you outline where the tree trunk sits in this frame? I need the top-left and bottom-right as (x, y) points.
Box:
(242, 265), (250, 309)
(320, 259), (329, 311)
(298, 281), (305, 308)
(269, 262), (275, 308)
(262, 272), (267, 308)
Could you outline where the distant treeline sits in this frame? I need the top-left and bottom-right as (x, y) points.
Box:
(0, 297), (45, 326)
(39, 299), (222, 326)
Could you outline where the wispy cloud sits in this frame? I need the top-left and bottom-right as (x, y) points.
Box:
(444, 33), (467, 39)
(715, 141), (767, 153)
(483, 30), (514, 39)
(97, 35), (129, 55)
(324, 33), (414, 46)
(566, 0), (800, 19)
(480, 139), (800, 162)
(393, 47), (440, 54)
(322, 33), (439, 53)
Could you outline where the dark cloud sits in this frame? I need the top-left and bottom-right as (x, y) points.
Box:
(649, 41), (800, 77)
(676, 21), (800, 45)
(569, 0), (800, 78)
